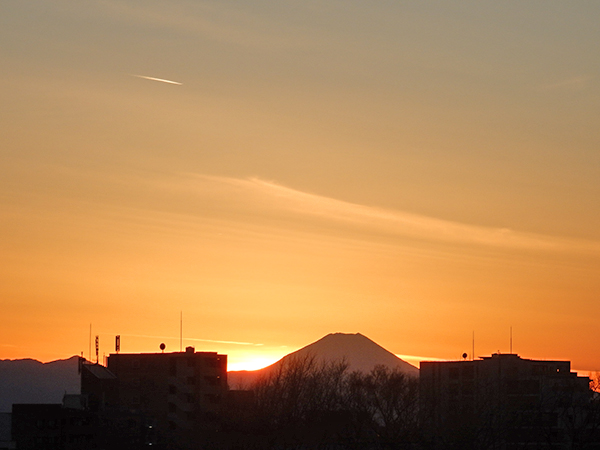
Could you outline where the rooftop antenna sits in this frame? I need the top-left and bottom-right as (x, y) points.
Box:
(115, 335), (120, 354)
(180, 311), (183, 352)
(95, 335), (99, 364)
(89, 324), (92, 362)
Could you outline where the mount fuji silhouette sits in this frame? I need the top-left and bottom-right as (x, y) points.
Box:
(228, 332), (418, 388)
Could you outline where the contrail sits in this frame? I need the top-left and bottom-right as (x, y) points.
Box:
(132, 74), (182, 85)
(107, 333), (262, 346)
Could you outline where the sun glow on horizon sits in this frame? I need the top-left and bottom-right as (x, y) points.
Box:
(228, 357), (281, 372)
(2, 1), (600, 373)
(395, 354), (447, 369)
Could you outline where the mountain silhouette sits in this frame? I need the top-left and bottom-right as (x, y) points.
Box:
(0, 334), (419, 405)
(0, 356), (80, 412)
(228, 332), (418, 388)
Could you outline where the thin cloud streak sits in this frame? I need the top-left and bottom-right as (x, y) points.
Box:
(111, 333), (262, 346)
(538, 75), (592, 90)
(132, 74), (182, 85)
(184, 175), (600, 254)
(98, 0), (325, 51)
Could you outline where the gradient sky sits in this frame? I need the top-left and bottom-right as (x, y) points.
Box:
(1, 1), (599, 372)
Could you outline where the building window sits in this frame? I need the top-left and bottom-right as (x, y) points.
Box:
(205, 394), (220, 404)
(449, 385), (458, 398)
(204, 375), (219, 386)
(206, 357), (219, 368)
(462, 365), (474, 379)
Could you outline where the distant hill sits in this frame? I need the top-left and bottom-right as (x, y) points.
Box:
(228, 332), (419, 389)
(0, 356), (80, 412)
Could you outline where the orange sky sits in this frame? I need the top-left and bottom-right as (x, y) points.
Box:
(1, 1), (600, 372)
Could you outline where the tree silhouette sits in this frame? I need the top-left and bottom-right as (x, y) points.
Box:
(221, 355), (420, 449)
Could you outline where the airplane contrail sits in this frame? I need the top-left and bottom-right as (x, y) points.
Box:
(109, 333), (262, 346)
(132, 74), (182, 85)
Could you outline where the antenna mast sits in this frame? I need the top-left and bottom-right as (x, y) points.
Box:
(95, 335), (99, 364)
(180, 311), (183, 352)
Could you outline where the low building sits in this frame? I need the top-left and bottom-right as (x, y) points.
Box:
(0, 413), (15, 450)
(80, 363), (118, 412)
(420, 353), (598, 449)
(11, 403), (100, 450)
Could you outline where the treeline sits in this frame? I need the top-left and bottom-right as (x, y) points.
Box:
(210, 356), (600, 450)
(217, 355), (420, 449)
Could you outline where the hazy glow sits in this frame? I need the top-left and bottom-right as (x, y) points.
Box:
(396, 355), (447, 369)
(2, 1), (600, 373)
(228, 358), (280, 372)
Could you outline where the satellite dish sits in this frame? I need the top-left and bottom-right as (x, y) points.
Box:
(160, 343), (166, 352)
(462, 353), (468, 360)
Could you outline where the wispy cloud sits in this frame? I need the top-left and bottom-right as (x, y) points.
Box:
(538, 75), (593, 91)
(97, 0), (323, 51)
(26, 167), (600, 257)
(178, 174), (592, 253)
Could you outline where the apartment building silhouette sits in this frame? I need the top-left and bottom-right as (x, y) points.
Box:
(82, 346), (228, 448)
(420, 353), (597, 449)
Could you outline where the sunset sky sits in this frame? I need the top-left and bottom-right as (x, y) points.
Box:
(1, 1), (599, 372)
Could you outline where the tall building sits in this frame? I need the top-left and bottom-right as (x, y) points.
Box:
(420, 353), (597, 449)
(107, 346), (227, 429)
(80, 346), (228, 448)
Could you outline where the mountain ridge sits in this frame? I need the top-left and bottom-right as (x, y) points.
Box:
(0, 356), (81, 413)
(0, 333), (419, 408)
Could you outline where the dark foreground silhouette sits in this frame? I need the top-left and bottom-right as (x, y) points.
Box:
(7, 347), (600, 449)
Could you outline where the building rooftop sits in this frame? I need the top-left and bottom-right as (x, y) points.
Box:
(83, 363), (117, 379)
